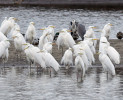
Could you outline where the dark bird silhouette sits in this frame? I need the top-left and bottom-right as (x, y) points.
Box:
(69, 20), (86, 40)
(116, 32), (123, 40)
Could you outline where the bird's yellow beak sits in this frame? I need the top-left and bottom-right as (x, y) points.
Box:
(45, 33), (49, 36)
(12, 36), (18, 39)
(92, 26), (97, 29)
(37, 50), (43, 53)
(67, 30), (72, 32)
(60, 31), (64, 33)
(78, 53), (83, 55)
(16, 29), (20, 32)
(109, 24), (113, 26)
(50, 26), (55, 28)
(40, 28), (45, 30)
(92, 38), (98, 40)
(52, 43), (56, 45)
(96, 52), (100, 55)
(32, 22), (35, 25)
(22, 44), (28, 45)
(14, 18), (19, 21)
(24, 46), (29, 50)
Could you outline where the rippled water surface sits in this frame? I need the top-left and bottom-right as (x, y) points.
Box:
(0, 6), (123, 38)
(0, 67), (123, 100)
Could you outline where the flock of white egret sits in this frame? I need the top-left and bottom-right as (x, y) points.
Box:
(0, 17), (120, 81)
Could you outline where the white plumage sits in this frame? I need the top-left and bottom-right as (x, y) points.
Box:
(99, 52), (115, 76)
(43, 42), (53, 54)
(56, 29), (76, 49)
(79, 41), (95, 64)
(0, 17), (8, 27)
(0, 40), (10, 64)
(42, 50), (60, 72)
(0, 17), (16, 36)
(101, 23), (112, 39)
(38, 32), (49, 50)
(75, 54), (85, 80)
(25, 22), (36, 44)
(99, 37), (120, 64)
(61, 48), (73, 68)
(106, 46), (120, 64)
(12, 30), (26, 52)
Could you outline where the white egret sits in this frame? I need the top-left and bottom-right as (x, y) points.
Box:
(12, 29), (26, 60)
(24, 44), (46, 70)
(40, 27), (54, 42)
(8, 23), (20, 38)
(101, 23), (113, 39)
(84, 38), (98, 54)
(23, 44), (35, 69)
(0, 17), (17, 36)
(73, 44), (90, 70)
(75, 52), (85, 82)
(43, 42), (55, 54)
(38, 33), (49, 50)
(99, 52), (115, 76)
(61, 48), (73, 70)
(0, 39), (10, 67)
(39, 50), (60, 76)
(99, 37), (120, 64)
(0, 32), (8, 41)
(78, 41), (95, 64)
(57, 29), (76, 49)
(25, 22), (36, 44)
(56, 29), (76, 55)
(0, 17), (8, 27)
(47, 25), (55, 38)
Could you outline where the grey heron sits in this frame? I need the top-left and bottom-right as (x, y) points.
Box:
(69, 20), (86, 40)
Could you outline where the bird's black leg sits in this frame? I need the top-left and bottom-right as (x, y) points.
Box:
(49, 67), (51, 77)
(107, 71), (108, 80)
(62, 46), (64, 56)
(3, 59), (5, 68)
(77, 72), (79, 82)
(20, 52), (21, 60)
(81, 71), (83, 82)
(30, 62), (31, 72)
(17, 52), (18, 62)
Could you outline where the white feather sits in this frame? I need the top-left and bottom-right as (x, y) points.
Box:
(99, 53), (115, 75)
(61, 48), (73, 66)
(75, 55), (85, 77)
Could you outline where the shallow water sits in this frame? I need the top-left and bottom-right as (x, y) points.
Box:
(0, 6), (123, 38)
(0, 67), (123, 100)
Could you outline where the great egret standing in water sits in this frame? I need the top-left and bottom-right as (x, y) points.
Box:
(12, 29), (26, 60)
(56, 29), (76, 55)
(25, 22), (36, 44)
(43, 42), (55, 54)
(38, 50), (60, 76)
(61, 48), (73, 70)
(84, 26), (97, 47)
(101, 23), (113, 39)
(0, 17), (17, 36)
(99, 52), (116, 76)
(0, 17), (8, 27)
(0, 39), (10, 67)
(99, 37), (120, 64)
(75, 52), (85, 82)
